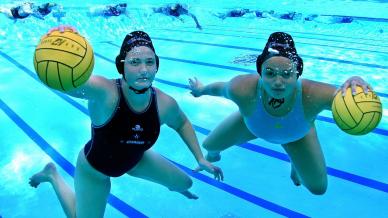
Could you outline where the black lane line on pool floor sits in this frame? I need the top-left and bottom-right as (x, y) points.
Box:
(0, 51), (310, 218)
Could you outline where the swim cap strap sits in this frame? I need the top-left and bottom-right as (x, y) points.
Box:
(129, 86), (151, 94)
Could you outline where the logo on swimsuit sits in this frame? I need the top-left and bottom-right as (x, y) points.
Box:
(125, 140), (145, 145)
(120, 125), (146, 145)
(132, 124), (143, 132)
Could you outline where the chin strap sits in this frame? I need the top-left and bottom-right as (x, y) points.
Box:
(128, 86), (151, 94)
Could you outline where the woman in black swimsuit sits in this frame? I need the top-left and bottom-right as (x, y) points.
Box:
(29, 26), (223, 218)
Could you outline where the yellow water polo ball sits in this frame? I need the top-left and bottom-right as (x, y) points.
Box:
(33, 30), (94, 91)
(332, 86), (382, 135)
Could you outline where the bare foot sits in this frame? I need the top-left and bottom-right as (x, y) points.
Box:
(206, 152), (221, 162)
(169, 188), (198, 199)
(291, 165), (301, 186)
(29, 162), (57, 188)
(180, 190), (198, 200)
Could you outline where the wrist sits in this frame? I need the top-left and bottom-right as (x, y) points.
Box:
(199, 86), (207, 96)
(196, 156), (206, 163)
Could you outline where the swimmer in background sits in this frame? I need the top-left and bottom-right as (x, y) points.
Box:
(213, 8), (251, 20)
(269, 11), (303, 21)
(213, 9), (275, 19)
(280, 12), (303, 20)
(214, 9), (301, 21)
(0, 2), (34, 20)
(304, 14), (354, 24)
(0, 2), (57, 21)
(31, 2), (58, 20)
(87, 3), (129, 18)
(253, 10), (275, 18)
(153, 3), (202, 30)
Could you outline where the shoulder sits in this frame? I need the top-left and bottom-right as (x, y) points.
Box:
(91, 75), (116, 85)
(228, 74), (259, 102)
(302, 79), (336, 98)
(66, 75), (117, 100)
(87, 75), (118, 95)
(301, 79), (337, 115)
(89, 76), (118, 102)
(153, 87), (182, 125)
(154, 87), (179, 112)
(154, 87), (177, 104)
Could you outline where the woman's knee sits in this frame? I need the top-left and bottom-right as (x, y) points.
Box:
(169, 175), (193, 192)
(202, 138), (213, 151)
(307, 185), (327, 195)
(202, 137), (221, 152)
(305, 177), (328, 195)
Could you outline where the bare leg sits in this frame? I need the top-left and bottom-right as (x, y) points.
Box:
(74, 150), (111, 218)
(128, 150), (197, 199)
(30, 150), (112, 218)
(29, 163), (76, 218)
(203, 111), (256, 162)
(282, 124), (328, 195)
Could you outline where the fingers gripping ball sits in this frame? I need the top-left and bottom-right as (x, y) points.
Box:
(33, 30), (94, 91)
(332, 86), (382, 135)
